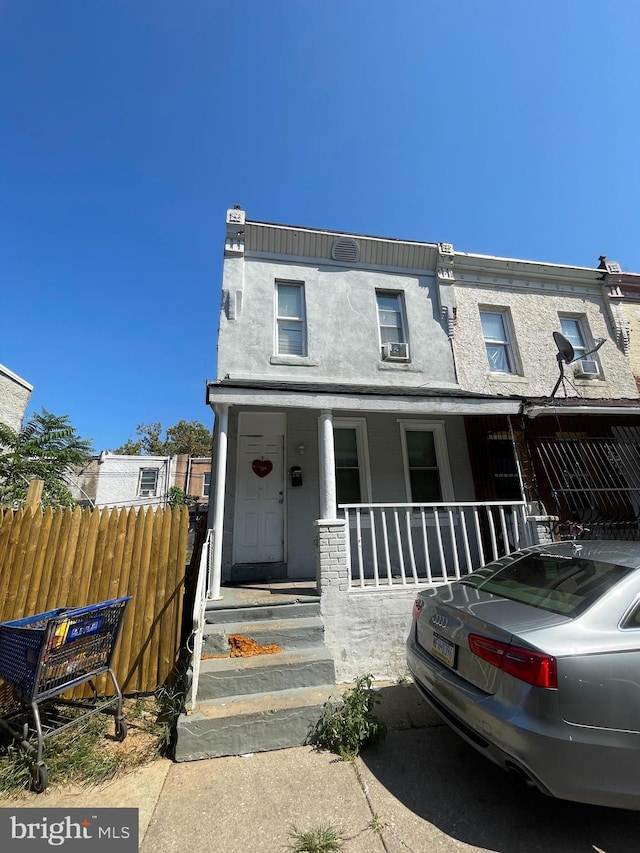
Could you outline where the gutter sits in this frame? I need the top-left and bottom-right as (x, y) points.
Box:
(524, 403), (640, 419)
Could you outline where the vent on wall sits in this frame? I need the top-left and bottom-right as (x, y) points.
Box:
(331, 237), (360, 263)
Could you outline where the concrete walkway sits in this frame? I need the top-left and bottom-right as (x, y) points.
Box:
(2, 685), (639, 852)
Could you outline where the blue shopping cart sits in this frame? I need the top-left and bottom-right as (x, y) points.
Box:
(0, 596), (131, 792)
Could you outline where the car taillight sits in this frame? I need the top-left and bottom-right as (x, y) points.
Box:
(468, 633), (557, 689)
(412, 599), (425, 620)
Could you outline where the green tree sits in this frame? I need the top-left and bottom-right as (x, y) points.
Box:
(114, 420), (211, 457)
(0, 410), (93, 508)
(165, 420), (212, 456)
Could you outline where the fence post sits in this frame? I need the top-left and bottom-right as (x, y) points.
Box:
(25, 480), (43, 510)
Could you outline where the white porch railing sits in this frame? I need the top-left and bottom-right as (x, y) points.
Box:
(340, 501), (533, 589)
(187, 528), (213, 713)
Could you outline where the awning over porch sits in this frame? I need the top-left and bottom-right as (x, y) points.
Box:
(206, 377), (523, 416)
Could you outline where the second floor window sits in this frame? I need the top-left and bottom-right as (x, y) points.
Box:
(376, 292), (406, 346)
(276, 282), (306, 356)
(480, 309), (515, 373)
(139, 468), (158, 497)
(203, 472), (211, 497)
(559, 316), (587, 361)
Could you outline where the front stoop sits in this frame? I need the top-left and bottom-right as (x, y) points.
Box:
(175, 598), (337, 761)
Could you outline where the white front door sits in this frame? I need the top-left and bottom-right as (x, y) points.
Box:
(234, 435), (285, 564)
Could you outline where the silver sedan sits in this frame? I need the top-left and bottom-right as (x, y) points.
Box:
(406, 540), (640, 810)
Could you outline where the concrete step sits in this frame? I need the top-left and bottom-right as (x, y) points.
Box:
(175, 684), (338, 761)
(205, 600), (320, 624)
(202, 616), (326, 656)
(196, 648), (336, 701)
(229, 563), (287, 582)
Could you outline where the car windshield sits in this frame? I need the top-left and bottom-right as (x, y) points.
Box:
(460, 552), (634, 617)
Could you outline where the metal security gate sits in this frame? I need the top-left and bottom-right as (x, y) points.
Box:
(532, 427), (640, 540)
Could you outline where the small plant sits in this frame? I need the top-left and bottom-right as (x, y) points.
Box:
(395, 669), (412, 686)
(286, 823), (344, 853)
(313, 674), (386, 761)
(368, 813), (384, 835)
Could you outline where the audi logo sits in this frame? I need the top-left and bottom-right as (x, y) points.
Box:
(430, 613), (449, 629)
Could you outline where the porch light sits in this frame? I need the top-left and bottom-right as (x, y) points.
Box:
(297, 444), (307, 456)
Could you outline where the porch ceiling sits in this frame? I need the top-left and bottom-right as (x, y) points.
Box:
(206, 378), (523, 416)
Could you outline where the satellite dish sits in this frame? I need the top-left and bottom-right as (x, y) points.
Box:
(553, 332), (575, 364)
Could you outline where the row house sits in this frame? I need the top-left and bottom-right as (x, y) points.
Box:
(70, 452), (211, 515)
(0, 363), (32, 433)
(450, 250), (640, 541)
(204, 208), (640, 678)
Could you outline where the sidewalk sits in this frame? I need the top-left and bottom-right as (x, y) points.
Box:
(0, 683), (437, 851)
(2, 685), (640, 852)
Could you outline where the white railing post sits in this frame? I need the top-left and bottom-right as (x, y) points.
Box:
(188, 528), (212, 713)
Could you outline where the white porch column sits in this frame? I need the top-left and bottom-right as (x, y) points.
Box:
(316, 409), (348, 602)
(209, 403), (229, 600)
(318, 409), (337, 520)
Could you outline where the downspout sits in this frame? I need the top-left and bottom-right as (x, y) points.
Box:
(185, 454), (192, 498)
(436, 243), (459, 385)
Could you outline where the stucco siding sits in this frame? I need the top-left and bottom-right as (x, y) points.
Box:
(453, 285), (638, 399)
(218, 258), (456, 388)
(0, 366), (32, 432)
(322, 587), (416, 681)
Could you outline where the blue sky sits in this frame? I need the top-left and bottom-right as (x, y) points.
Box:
(2, 1), (640, 452)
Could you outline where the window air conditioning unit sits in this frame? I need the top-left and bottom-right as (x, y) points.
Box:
(575, 359), (600, 377)
(382, 342), (410, 362)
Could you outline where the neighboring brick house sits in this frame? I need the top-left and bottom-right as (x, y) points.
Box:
(0, 363), (33, 432)
(446, 248), (640, 539)
(174, 454), (211, 517)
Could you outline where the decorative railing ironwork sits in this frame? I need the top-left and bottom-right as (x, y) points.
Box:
(532, 431), (640, 541)
(339, 501), (533, 589)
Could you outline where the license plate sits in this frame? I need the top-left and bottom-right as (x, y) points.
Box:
(431, 632), (456, 668)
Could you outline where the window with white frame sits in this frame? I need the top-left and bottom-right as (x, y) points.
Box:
(138, 468), (159, 497)
(276, 281), (306, 356)
(559, 316), (588, 361)
(376, 291), (407, 347)
(333, 419), (371, 505)
(202, 471), (211, 497)
(399, 421), (453, 503)
(480, 309), (516, 374)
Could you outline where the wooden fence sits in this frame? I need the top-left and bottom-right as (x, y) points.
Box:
(0, 505), (190, 697)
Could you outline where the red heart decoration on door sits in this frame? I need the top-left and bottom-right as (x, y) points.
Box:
(252, 459), (273, 478)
